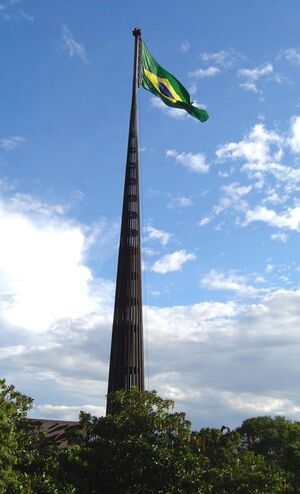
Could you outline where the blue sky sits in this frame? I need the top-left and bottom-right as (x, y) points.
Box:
(1, 0), (300, 428)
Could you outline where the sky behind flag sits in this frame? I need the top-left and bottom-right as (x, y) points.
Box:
(0, 0), (300, 428)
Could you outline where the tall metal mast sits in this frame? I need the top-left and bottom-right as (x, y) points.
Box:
(106, 29), (144, 414)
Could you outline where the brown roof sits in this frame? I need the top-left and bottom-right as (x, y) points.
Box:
(29, 418), (80, 448)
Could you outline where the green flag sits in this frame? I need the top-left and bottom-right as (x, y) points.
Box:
(141, 41), (209, 123)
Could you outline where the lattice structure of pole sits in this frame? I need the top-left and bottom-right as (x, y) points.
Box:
(106, 29), (144, 414)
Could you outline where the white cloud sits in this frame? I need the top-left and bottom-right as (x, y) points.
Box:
(201, 270), (258, 296)
(216, 119), (300, 196)
(262, 188), (288, 206)
(198, 216), (211, 226)
(150, 97), (187, 119)
(61, 25), (88, 64)
(148, 288), (300, 426)
(204, 120), (300, 230)
(237, 63), (273, 92)
(238, 63), (274, 79)
(32, 403), (105, 421)
(244, 205), (300, 231)
(166, 149), (209, 173)
(0, 0), (33, 21)
(0, 197), (114, 332)
(220, 391), (289, 414)
(271, 232), (288, 243)
(201, 117), (300, 230)
(0, 136), (26, 151)
(0, 188), (114, 417)
(143, 247), (159, 257)
(180, 40), (190, 53)
(199, 49), (238, 69)
(216, 123), (282, 165)
(146, 300), (238, 341)
(7, 193), (68, 216)
(239, 81), (259, 93)
(189, 66), (221, 79)
(175, 196), (193, 208)
(221, 182), (252, 201)
(279, 48), (300, 65)
(168, 195), (193, 208)
(198, 182), (251, 226)
(144, 225), (172, 246)
(288, 116), (300, 154)
(218, 181), (251, 214)
(221, 123), (300, 186)
(151, 250), (196, 274)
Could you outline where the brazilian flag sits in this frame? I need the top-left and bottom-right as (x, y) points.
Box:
(141, 42), (209, 123)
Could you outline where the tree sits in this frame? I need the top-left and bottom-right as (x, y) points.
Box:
(62, 388), (287, 494)
(239, 416), (300, 493)
(188, 427), (286, 494)
(0, 380), (292, 493)
(0, 379), (74, 494)
(0, 379), (32, 493)
(62, 387), (207, 493)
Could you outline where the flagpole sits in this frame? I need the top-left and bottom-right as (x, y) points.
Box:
(132, 27), (141, 91)
(106, 28), (144, 414)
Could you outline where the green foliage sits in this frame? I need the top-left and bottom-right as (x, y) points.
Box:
(0, 381), (298, 493)
(0, 379), (73, 494)
(239, 416), (300, 492)
(61, 388), (287, 494)
(0, 379), (32, 493)
(11, 418), (75, 494)
(62, 388), (206, 493)
(191, 427), (286, 493)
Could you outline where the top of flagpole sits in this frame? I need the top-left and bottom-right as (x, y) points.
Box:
(132, 27), (141, 38)
(132, 28), (142, 89)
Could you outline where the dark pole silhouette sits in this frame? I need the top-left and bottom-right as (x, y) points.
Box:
(106, 29), (144, 414)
